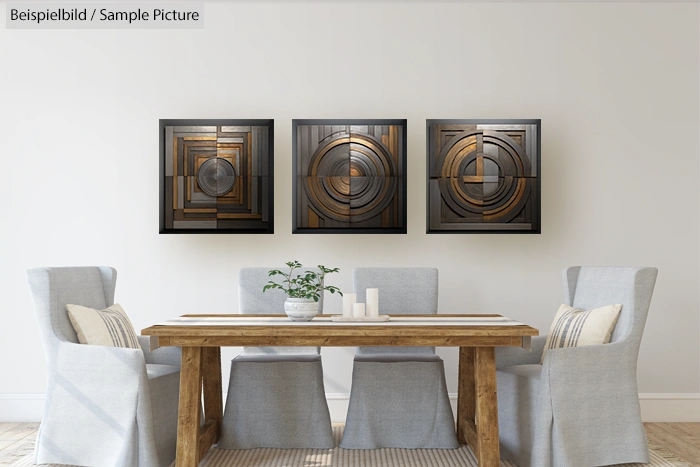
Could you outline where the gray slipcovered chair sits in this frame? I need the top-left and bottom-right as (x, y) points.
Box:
(495, 266), (658, 467)
(340, 267), (459, 449)
(26, 266), (181, 467)
(217, 267), (334, 449)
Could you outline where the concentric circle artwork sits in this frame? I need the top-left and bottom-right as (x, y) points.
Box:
(160, 119), (274, 233)
(197, 157), (237, 197)
(427, 120), (540, 233)
(294, 120), (406, 233)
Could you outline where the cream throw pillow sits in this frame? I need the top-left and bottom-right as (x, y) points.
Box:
(541, 303), (622, 363)
(66, 303), (140, 349)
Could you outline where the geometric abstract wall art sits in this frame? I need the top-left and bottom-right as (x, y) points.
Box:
(293, 119), (407, 234)
(159, 119), (274, 234)
(427, 119), (541, 234)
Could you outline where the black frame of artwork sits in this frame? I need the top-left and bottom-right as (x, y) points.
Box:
(159, 119), (274, 234)
(292, 119), (408, 234)
(426, 119), (541, 234)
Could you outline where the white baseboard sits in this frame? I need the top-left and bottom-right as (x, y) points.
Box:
(638, 393), (700, 422)
(326, 393), (352, 423)
(0, 394), (45, 422)
(2, 393), (699, 423)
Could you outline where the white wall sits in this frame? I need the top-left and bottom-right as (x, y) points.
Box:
(0, 2), (698, 420)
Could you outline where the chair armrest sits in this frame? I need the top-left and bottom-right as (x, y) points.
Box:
(496, 335), (547, 369)
(41, 341), (152, 466)
(524, 340), (645, 467)
(138, 336), (182, 367)
(55, 340), (147, 385)
(538, 340), (642, 440)
(50, 341), (148, 420)
(543, 341), (636, 387)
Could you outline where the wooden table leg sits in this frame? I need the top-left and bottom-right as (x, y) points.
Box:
(457, 347), (476, 446)
(475, 346), (500, 466)
(458, 346), (500, 467)
(176, 346), (203, 467)
(199, 347), (223, 461)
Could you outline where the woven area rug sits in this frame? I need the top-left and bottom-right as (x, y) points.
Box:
(9, 425), (690, 467)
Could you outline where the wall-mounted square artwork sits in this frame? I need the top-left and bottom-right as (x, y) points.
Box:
(293, 119), (407, 234)
(159, 119), (273, 234)
(427, 119), (541, 234)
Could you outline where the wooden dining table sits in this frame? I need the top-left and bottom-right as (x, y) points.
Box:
(141, 314), (538, 467)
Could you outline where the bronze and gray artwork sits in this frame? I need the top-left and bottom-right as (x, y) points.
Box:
(159, 119), (273, 233)
(293, 120), (406, 233)
(427, 120), (540, 233)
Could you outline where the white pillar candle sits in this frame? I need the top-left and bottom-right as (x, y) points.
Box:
(366, 288), (379, 318)
(342, 293), (357, 318)
(353, 303), (366, 319)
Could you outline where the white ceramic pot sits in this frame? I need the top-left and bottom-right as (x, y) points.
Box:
(284, 297), (319, 321)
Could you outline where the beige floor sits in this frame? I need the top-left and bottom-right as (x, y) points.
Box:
(0, 422), (698, 467)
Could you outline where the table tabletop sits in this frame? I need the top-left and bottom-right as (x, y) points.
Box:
(141, 314), (539, 348)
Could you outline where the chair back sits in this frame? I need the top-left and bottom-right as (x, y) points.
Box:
(563, 266), (657, 351)
(353, 267), (438, 356)
(353, 267), (438, 315)
(239, 267), (322, 355)
(26, 266), (117, 359)
(239, 267), (324, 315)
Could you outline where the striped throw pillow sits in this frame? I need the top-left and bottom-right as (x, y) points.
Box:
(66, 303), (140, 349)
(541, 303), (622, 363)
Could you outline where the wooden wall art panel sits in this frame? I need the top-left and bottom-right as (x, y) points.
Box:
(427, 120), (541, 234)
(293, 119), (407, 234)
(159, 119), (274, 234)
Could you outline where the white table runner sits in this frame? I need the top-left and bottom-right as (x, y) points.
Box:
(156, 316), (527, 327)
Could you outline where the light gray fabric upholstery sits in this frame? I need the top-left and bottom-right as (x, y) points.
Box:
(239, 267), (325, 314)
(217, 267), (334, 450)
(496, 364), (542, 465)
(144, 364), (180, 466)
(495, 266), (658, 467)
(353, 267), (438, 356)
(341, 267), (458, 449)
(354, 354), (442, 363)
(138, 335), (182, 367)
(496, 335), (548, 369)
(219, 356), (334, 449)
(239, 267), (322, 355)
(341, 359), (459, 449)
(27, 267), (180, 467)
(232, 354), (322, 363)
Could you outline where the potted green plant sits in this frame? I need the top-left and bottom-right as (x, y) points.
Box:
(263, 261), (342, 321)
